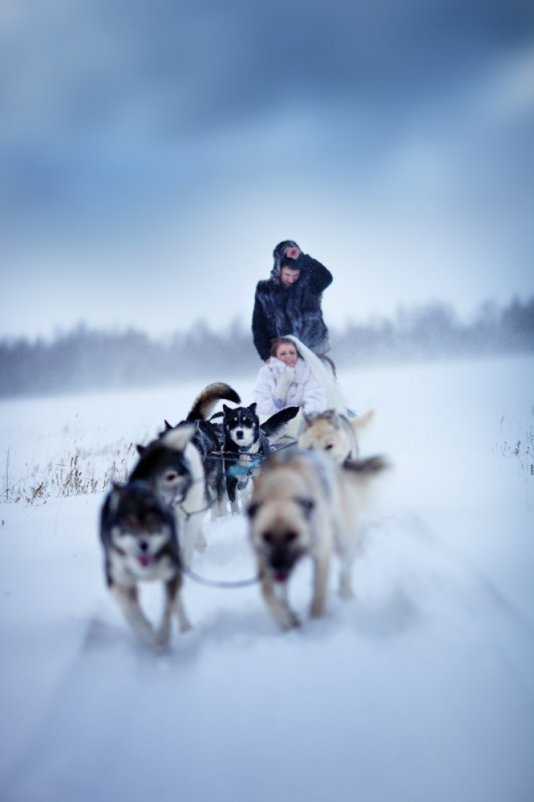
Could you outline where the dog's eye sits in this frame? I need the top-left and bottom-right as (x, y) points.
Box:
(324, 443), (334, 451)
(284, 531), (298, 543)
(262, 532), (274, 544)
(143, 514), (161, 533)
(164, 470), (180, 484)
(125, 517), (141, 533)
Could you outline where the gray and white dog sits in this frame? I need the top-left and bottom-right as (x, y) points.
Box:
(156, 381), (241, 519)
(99, 480), (191, 649)
(131, 424), (209, 569)
(133, 383), (241, 566)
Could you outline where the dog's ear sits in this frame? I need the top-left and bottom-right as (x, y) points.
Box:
(163, 423), (195, 451)
(261, 405), (299, 438)
(248, 402), (257, 413)
(136, 443), (146, 455)
(222, 404), (231, 414)
(323, 409), (338, 425)
(109, 483), (125, 513)
(343, 455), (389, 476)
(156, 420), (174, 438)
(295, 496), (315, 518)
(247, 500), (262, 519)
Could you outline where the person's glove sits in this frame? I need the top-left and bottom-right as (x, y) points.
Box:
(275, 366), (295, 403)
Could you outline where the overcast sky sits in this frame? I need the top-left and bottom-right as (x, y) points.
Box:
(1, 0), (533, 341)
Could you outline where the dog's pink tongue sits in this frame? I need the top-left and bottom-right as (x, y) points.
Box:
(274, 572), (288, 583)
(138, 555), (151, 567)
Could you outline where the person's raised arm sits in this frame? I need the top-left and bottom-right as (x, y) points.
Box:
(299, 254), (333, 293)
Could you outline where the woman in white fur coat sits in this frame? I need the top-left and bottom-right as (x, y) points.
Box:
(253, 336), (328, 419)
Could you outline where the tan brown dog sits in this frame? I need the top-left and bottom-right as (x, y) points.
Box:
(298, 409), (375, 464)
(247, 448), (387, 630)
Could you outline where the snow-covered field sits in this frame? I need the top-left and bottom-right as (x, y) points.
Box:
(1, 354), (533, 802)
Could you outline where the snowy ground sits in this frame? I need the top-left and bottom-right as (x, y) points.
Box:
(1, 354), (533, 802)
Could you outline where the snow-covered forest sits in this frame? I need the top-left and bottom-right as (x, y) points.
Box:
(1, 296), (533, 398)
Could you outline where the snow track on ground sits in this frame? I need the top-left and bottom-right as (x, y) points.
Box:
(1, 355), (533, 802)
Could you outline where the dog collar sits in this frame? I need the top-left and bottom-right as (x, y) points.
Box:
(237, 447), (259, 457)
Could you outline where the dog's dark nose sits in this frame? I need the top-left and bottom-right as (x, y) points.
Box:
(139, 540), (149, 552)
(236, 430), (244, 440)
(270, 548), (292, 572)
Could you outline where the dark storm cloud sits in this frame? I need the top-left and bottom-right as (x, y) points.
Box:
(2, 0), (532, 139)
(0, 0), (533, 340)
(0, 0), (533, 273)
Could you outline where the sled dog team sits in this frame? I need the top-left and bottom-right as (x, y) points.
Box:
(100, 381), (387, 647)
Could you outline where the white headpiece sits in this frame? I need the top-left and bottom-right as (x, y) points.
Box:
(284, 335), (351, 415)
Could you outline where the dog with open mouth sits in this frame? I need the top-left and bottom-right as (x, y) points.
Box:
(99, 479), (191, 649)
(246, 448), (387, 630)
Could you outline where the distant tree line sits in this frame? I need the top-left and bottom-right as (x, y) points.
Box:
(332, 297), (534, 366)
(0, 297), (533, 398)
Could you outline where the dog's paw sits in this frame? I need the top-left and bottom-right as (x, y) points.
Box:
(309, 601), (326, 620)
(154, 627), (171, 651)
(136, 628), (169, 653)
(339, 583), (354, 600)
(278, 611), (301, 631)
(195, 533), (207, 553)
(211, 500), (228, 519)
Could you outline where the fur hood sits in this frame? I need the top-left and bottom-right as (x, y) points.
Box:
(271, 240), (301, 281)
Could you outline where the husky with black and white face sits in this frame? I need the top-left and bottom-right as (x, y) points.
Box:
(160, 382), (242, 520)
(130, 425), (206, 570)
(223, 403), (261, 451)
(130, 382), (242, 566)
(100, 480), (191, 649)
(222, 402), (300, 514)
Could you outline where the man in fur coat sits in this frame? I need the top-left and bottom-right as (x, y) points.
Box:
(251, 240), (333, 362)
